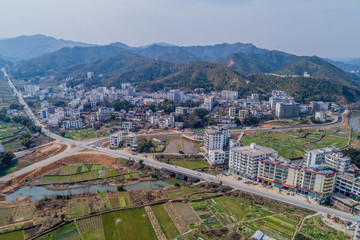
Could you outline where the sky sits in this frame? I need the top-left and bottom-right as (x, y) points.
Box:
(0, 0), (359, 58)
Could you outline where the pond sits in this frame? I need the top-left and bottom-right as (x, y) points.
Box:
(125, 180), (171, 190)
(349, 112), (360, 132)
(4, 184), (117, 202)
(163, 137), (199, 154)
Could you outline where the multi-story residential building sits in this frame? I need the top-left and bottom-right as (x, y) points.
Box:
(62, 119), (83, 129)
(207, 149), (226, 165)
(201, 96), (216, 111)
(167, 89), (185, 103)
(239, 110), (249, 119)
(258, 157), (301, 191)
(221, 90), (238, 100)
(96, 107), (114, 121)
(229, 143), (278, 179)
(303, 146), (339, 168)
(24, 84), (40, 95)
(175, 107), (189, 115)
(228, 107), (236, 118)
(122, 122), (133, 131)
(258, 156), (336, 199)
(204, 127), (230, 150)
(296, 166), (336, 199)
(124, 133), (137, 147)
(335, 173), (360, 201)
(110, 131), (123, 147)
(325, 152), (351, 174)
(275, 102), (300, 118)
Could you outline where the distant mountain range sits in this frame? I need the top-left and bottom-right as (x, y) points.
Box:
(1, 34), (360, 103)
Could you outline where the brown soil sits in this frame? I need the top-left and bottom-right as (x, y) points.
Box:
(0, 153), (125, 194)
(163, 202), (188, 233)
(145, 206), (167, 240)
(17, 142), (67, 166)
(128, 189), (169, 206)
(100, 140), (110, 148)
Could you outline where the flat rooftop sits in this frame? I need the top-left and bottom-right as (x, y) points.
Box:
(231, 144), (277, 157)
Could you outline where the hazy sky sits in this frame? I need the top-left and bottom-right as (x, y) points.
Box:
(1, 0), (359, 58)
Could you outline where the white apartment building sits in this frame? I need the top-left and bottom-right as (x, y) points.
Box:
(229, 143), (278, 179)
(228, 107), (236, 118)
(325, 152), (351, 174)
(221, 90), (238, 100)
(62, 119), (83, 129)
(335, 173), (360, 201)
(122, 122), (133, 131)
(110, 131), (123, 147)
(204, 127), (230, 150)
(303, 146), (339, 168)
(208, 149), (226, 165)
(175, 107), (188, 115)
(125, 133), (137, 147)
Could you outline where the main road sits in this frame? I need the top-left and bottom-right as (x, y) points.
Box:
(1, 68), (357, 222)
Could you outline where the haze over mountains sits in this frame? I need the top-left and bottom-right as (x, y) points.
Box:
(1, 34), (360, 103)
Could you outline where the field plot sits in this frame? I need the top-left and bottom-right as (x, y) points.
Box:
(299, 216), (348, 240)
(60, 164), (105, 175)
(13, 205), (35, 222)
(0, 231), (25, 240)
(77, 216), (105, 240)
(170, 158), (210, 169)
(0, 207), (16, 226)
(204, 198), (234, 225)
(240, 213), (300, 240)
(118, 192), (131, 208)
(36, 222), (80, 240)
(151, 204), (179, 239)
(166, 188), (185, 199)
(0, 75), (17, 109)
(68, 199), (89, 217)
(216, 196), (246, 221)
(0, 121), (29, 153)
(99, 192), (111, 210)
(242, 130), (348, 158)
(102, 208), (157, 240)
(189, 201), (222, 228)
(172, 202), (200, 226)
(62, 129), (109, 140)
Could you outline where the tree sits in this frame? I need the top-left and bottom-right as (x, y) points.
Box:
(54, 100), (67, 107)
(342, 148), (360, 168)
(21, 138), (33, 148)
(83, 102), (92, 110)
(242, 114), (259, 126)
(137, 139), (154, 153)
(234, 117), (241, 126)
(193, 108), (209, 119)
(113, 100), (133, 111)
(0, 152), (15, 167)
(9, 103), (23, 110)
(117, 185), (125, 191)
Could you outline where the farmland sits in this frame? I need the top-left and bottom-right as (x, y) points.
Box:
(159, 157), (210, 169)
(0, 231), (25, 240)
(0, 74), (17, 109)
(241, 129), (349, 158)
(61, 128), (109, 140)
(36, 222), (81, 240)
(151, 204), (179, 239)
(299, 216), (348, 240)
(0, 121), (30, 153)
(102, 208), (157, 240)
(68, 199), (89, 217)
(77, 216), (105, 240)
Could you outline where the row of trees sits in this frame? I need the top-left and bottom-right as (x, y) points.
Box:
(0, 152), (15, 168)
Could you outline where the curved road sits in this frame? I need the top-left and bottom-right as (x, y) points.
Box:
(1, 68), (357, 222)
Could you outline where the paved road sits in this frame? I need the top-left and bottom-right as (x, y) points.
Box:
(1, 68), (357, 222)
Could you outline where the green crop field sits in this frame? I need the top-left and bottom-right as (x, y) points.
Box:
(205, 198), (234, 225)
(77, 216), (105, 240)
(151, 204), (179, 239)
(216, 196), (246, 222)
(62, 129), (109, 140)
(0, 231), (25, 240)
(299, 216), (348, 240)
(36, 222), (80, 240)
(118, 192), (131, 208)
(0, 121), (30, 153)
(99, 192), (111, 210)
(102, 208), (157, 240)
(189, 201), (222, 228)
(68, 200), (89, 217)
(0, 76), (17, 109)
(160, 158), (210, 169)
(241, 130), (349, 158)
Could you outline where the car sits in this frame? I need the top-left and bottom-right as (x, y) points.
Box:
(196, 173), (201, 176)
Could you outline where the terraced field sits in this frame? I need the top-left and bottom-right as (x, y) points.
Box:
(36, 222), (80, 240)
(77, 215), (105, 240)
(0, 207), (16, 226)
(151, 204), (179, 239)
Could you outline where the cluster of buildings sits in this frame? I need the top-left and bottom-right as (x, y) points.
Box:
(228, 143), (352, 202)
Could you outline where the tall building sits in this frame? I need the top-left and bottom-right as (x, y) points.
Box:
(167, 89), (184, 103)
(204, 127), (229, 150)
(110, 131), (124, 147)
(258, 156), (336, 199)
(275, 102), (300, 118)
(229, 143), (278, 179)
(325, 152), (351, 174)
(221, 90), (238, 100)
(228, 107), (236, 118)
(208, 149), (226, 165)
(303, 146), (339, 168)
